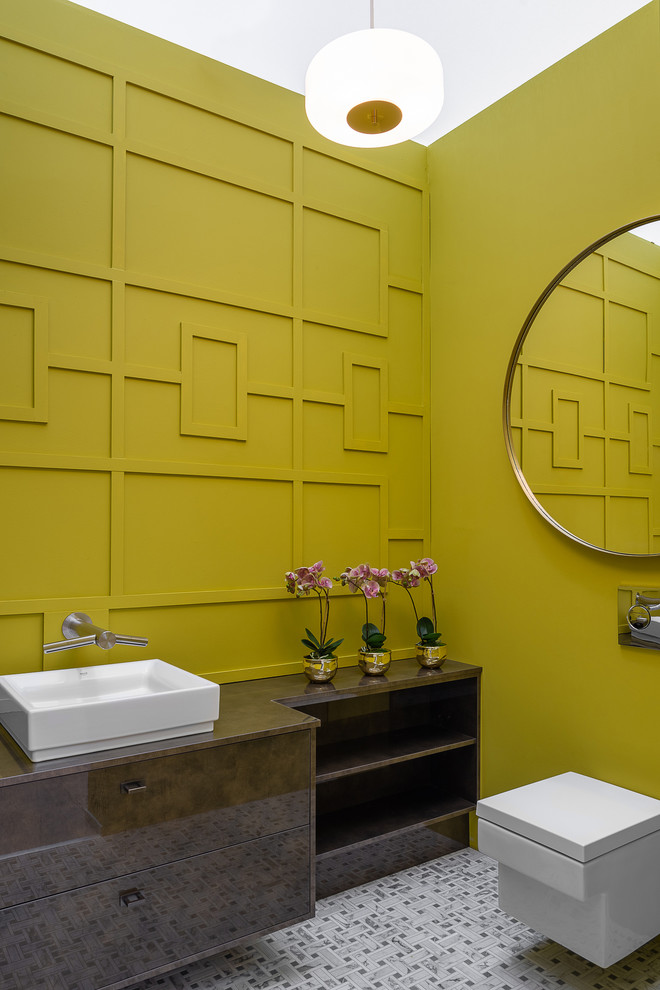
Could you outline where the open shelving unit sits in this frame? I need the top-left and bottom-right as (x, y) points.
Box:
(288, 657), (481, 896)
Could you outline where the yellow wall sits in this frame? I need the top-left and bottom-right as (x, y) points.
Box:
(429, 2), (660, 801)
(4, 0), (660, 807)
(0, 0), (431, 680)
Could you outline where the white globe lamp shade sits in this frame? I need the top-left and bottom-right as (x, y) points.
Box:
(305, 28), (443, 148)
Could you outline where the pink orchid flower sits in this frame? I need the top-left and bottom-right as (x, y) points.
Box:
(370, 567), (390, 588)
(392, 567), (420, 589)
(413, 557), (437, 579)
(361, 579), (380, 598)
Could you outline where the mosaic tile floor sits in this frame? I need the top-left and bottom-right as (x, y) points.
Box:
(129, 848), (660, 990)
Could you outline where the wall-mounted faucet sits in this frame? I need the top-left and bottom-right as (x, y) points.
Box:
(43, 612), (148, 655)
(626, 593), (660, 631)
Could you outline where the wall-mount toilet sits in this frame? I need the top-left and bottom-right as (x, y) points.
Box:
(477, 772), (660, 968)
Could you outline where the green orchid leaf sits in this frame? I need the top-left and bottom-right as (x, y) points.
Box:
(304, 628), (322, 649)
(416, 616), (435, 639)
(301, 638), (318, 652)
(362, 622), (381, 636)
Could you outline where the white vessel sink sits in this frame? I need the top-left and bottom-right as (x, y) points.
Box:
(0, 659), (220, 762)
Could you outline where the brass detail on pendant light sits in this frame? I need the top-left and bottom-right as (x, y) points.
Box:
(346, 99), (403, 134)
(305, 1), (443, 148)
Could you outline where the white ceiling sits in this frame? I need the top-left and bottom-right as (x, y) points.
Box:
(71, 0), (649, 145)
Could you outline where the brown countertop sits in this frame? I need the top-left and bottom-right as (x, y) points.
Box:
(0, 657), (481, 785)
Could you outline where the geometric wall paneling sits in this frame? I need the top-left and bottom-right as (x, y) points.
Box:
(608, 301), (649, 381)
(0, 37), (113, 132)
(539, 492), (607, 550)
(301, 321), (352, 393)
(122, 474), (294, 595)
(180, 324), (247, 441)
(387, 287), (424, 406)
(302, 207), (387, 334)
(551, 390), (582, 468)
(302, 481), (384, 570)
(0, 264), (112, 362)
(606, 494), (651, 554)
(301, 149), (424, 284)
(0, 290), (48, 422)
(526, 284), (604, 371)
(343, 353), (388, 452)
(608, 435), (652, 493)
(0, 1), (429, 680)
(0, 115), (113, 265)
(628, 404), (652, 474)
(387, 538), (425, 571)
(0, 466), (111, 602)
(302, 402), (361, 474)
(125, 85), (294, 196)
(387, 413), (425, 532)
(124, 155), (294, 305)
(0, 368), (111, 457)
(123, 287), (294, 388)
(562, 248), (604, 294)
(125, 379), (293, 469)
(111, 600), (319, 680)
(0, 613), (44, 676)
(515, 236), (660, 554)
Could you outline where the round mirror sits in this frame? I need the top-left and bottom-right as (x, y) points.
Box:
(504, 216), (660, 556)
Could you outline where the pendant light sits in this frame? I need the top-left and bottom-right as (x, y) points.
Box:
(305, 1), (443, 148)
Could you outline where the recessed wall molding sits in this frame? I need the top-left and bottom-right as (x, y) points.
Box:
(343, 353), (389, 453)
(0, 7), (429, 679)
(551, 390), (583, 469)
(302, 207), (388, 337)
(180, 323), (248, 441)
(628, 403), (652, 475)
(0, 290), (48, 423)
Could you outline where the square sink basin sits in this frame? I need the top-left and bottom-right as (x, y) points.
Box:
(0, 659), (220, 762)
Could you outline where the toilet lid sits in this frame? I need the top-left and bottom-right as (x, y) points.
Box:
(476, 772), (660, 862)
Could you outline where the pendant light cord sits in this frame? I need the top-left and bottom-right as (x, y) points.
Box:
(370, 0), (375, 29)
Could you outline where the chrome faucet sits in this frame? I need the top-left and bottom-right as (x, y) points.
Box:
(626, 593), (660, 631)
(43, 612), (148, 655)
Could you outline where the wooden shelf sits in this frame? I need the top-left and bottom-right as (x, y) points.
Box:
(316, 727), (476, 782)
(316, 789), (475, 856)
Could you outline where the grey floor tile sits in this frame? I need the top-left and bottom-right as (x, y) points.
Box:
(130, 849), (660, 990)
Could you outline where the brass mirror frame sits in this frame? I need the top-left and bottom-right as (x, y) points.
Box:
(503, 214), (660, 558)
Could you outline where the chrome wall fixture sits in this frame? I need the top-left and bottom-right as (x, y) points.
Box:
(626, 594), (660, 631)
(43, 612), (148, 654)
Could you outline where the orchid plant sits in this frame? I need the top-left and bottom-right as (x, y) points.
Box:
(285, 561), (343, 660)
(391, 557), (444, 648)
(338, 564), (390, 652)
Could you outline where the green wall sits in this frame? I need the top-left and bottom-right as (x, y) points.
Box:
(429, 2), (660, 802)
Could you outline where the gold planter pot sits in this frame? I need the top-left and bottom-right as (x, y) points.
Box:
(358, 648), (391, 676)
(303, 655), (338, 683)
(415, 643), (447, 669)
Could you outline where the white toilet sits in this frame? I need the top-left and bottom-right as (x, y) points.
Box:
(477, 772), (660, 967)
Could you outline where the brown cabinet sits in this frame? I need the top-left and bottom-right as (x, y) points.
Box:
(288, 658), (481, 897)
(0, 728), (313, 990)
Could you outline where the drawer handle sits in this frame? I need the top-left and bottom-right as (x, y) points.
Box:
(120, 779), (146, 794)
(119, 888), (145, 908)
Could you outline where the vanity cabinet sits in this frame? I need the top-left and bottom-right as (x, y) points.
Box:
(287, 658), (481, 897)
(0, 729), (313, 990)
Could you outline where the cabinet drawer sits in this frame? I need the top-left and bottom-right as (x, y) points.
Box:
(0, 730), (311, 908)
(87, 730), (310, 833)
(0, 826), (312, 990)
